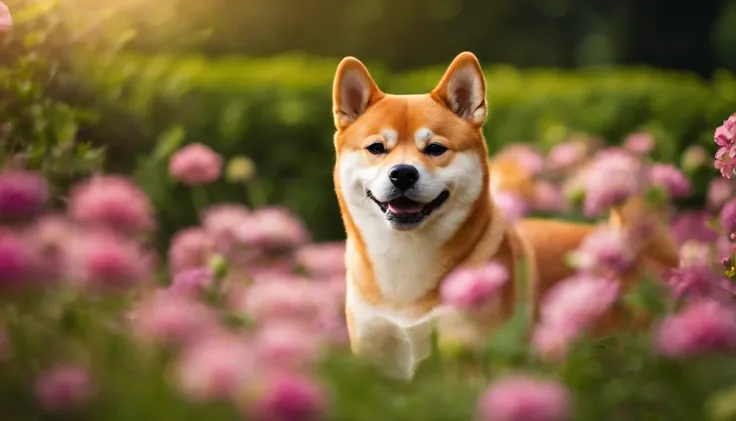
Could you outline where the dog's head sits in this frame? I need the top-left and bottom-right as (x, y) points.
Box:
(333, 52), (490, 234)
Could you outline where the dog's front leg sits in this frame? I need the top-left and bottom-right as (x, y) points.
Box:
(345, 306), (432, 381)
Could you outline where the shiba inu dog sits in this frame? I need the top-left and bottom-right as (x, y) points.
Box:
(331, 52), (679, 380)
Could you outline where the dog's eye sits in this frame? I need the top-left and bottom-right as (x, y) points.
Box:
(424, 143), (448, 157)
(366, 143), (387, 155)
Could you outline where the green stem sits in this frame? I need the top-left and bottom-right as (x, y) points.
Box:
(245, 178), (267, 208)
(190, 186), (209, 213)
(481, 338), (493, 380)
(429, 324), (444, 375)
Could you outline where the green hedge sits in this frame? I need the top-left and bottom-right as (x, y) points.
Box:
(81, 54), (736, 244)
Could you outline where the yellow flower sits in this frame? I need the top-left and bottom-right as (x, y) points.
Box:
(226, 156), (256, 183)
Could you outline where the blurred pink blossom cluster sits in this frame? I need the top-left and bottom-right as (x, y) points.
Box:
(136, 252), (337, 420)
(2, 110), (736, 421)
(532, 275), (620, 361)
(0, 159), (338, 417)
(439, 119), (736, 368)
(492, 131), (693, 221)
(0, 171), (155, 294)
(169, 203), (314, 278)
(655, 300), (736, 358)
(34, 364), (95, 413)
(122, 143), (350, 418)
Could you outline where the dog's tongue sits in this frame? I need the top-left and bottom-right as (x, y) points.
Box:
(387, 199), (424, 214)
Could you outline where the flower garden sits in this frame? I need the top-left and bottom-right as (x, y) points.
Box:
(3, 1), (736, 421)
(1, 116), (735, 421)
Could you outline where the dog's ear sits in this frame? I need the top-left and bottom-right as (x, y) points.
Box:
(332, 57), (384, 130)
(431, 52), (487, 126)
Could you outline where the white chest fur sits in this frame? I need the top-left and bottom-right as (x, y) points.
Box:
(359, 228), (444, 303)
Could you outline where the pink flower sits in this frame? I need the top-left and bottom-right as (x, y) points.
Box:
(253, 322), (323, 369)
(68, 175), (155, 236)
(648, 163), (691, 199)
(24, 215), (77, 281)
(245, 373), (329, 421)
(708, 178), (733, 209)
(567, 227), (634, 274)
(294, 242), (346, 278)
(132, 291), (217, 347)
(200, 204), (252, 255)
(169, 143), (223, 186)
(34, 364), (94, 413)
(314, 314), (350, 348)
(670, 211), (718, 245)
(666, 265), (731, 303)
(0, 1), (12, 33)
(67, 230), (153, 292)
(546, 140), (588, 173)
(169, 267), (214, 296)
(533, 181), (566, 213)
(0, 229), (38, 290)
(177, 332), (253, 401)
(715, 152), (736, 179)
(325, 274), (347, 302)
(531, 324), (577, 362)
(721, 198), (736, 234)
(583, 149), (644, 217)
(538, 275), (620, 336)
(714, 113), (736, 178)
(477, 374), (571, 421)
(0, 170), (48, 220)
(237, 207), (310, 250)
(494, 191), (529, 223)
(238, 280), (333, 325)
(496, 145), (545, 176)
(168, 227), (215, 275)
(623, 132), (655, 156)
(715, 113), (736, 147)
(440, 261), (509, 310)
(655, 300), (736, 358)
(717, 235), (733, 262)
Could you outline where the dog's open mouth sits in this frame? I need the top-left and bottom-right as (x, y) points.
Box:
(367, 190), (450, 226)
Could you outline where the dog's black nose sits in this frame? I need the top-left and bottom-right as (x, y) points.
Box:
(389, 164), (419, 190)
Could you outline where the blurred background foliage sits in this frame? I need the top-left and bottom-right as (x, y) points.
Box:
(2, 0), (736, 254)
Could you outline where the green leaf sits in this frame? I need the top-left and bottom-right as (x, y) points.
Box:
(151, 125), (186, 163)
(622, 276), (668, 319)
(643, 186), (668, 208)
(484, 306), (530, 365)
